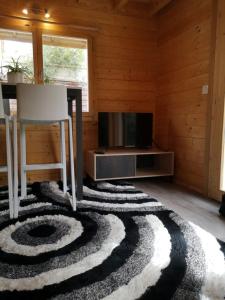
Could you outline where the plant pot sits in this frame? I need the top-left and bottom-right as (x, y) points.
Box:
(7, 72), (24, 84)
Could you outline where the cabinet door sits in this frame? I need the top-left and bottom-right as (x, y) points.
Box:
(96, 155), (135, 179)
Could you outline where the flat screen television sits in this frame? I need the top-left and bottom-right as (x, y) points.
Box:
(98, 112), (153, 148)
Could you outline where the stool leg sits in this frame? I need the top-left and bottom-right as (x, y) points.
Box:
(21, 123), (27, 199)
(68, 116), (76, 210)
(60, 121), (67, 194)
(13, 117), (18, 218)
(5, 116), (13, 219)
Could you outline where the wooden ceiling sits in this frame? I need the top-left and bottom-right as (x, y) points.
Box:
(0, 0), (173, 25)
(114, 0), (172, 15)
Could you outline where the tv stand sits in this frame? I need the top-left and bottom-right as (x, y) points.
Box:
(86, 148), (174, 181)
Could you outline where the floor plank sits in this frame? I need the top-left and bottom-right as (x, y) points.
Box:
(132, 178), (225, 242)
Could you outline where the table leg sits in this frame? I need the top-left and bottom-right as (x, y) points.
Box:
(75, 97), (83, 200)
(68, 97), (83, 200)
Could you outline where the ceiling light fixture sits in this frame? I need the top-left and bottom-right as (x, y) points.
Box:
(22, 7), (50, 19)
(22, 8), (28, 15)
(44, 10), (50, 18)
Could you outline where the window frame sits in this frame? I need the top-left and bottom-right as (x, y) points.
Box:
(0, 23), (94, 119)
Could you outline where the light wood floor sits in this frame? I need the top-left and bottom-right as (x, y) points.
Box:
(132, 178), (225, 242)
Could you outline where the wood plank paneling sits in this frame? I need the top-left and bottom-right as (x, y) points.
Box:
(155, 0), (214, 194)
(208, 0), (225, 201)
(0, 0), (218, 198)
(0, 1), (158, 185)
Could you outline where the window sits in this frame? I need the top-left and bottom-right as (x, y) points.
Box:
(42, 35), (89, 112)
(0, 29), (34, 81)
(0, 28), (90, 113)
(0, 29), (34, 113)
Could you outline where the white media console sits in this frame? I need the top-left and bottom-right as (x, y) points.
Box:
(86, 148), (174, 181)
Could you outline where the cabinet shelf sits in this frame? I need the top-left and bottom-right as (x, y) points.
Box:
(86, 148), (174, 181)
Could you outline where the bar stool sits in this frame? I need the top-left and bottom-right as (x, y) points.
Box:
(14, 83), (76, 217)
(0, 84), (14, 219)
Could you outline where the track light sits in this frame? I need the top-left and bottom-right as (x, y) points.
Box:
(22, 7), (50, 19)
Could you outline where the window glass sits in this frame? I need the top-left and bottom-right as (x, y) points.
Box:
(0, 28), (34, 113)
(42, 34), (89, 112)
(0, 29), (34, 81)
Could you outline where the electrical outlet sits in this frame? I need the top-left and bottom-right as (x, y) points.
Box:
(202, 85), (209, 95)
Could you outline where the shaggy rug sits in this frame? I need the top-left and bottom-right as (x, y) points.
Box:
(0, 180), (225, 300)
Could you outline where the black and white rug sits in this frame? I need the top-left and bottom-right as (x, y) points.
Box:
(0, 180), (225, 300)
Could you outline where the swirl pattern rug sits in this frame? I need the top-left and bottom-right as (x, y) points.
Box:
(0, 181), (225, 300)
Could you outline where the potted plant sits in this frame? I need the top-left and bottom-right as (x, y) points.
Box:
(44, 74), (51, 84)
(3, 57), (29, 84)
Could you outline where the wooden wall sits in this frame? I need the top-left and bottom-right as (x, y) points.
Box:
(208, 0), (225, 201)
(1, 0), (220, 199)
(0, 0), (158, 185)
(155, 0), (214, 194)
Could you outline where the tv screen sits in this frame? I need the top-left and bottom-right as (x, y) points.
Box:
(98, 112), (153, 148)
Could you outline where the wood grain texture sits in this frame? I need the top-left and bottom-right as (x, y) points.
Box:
(208, 0), (225, 201)
(0, 0), (221, 201)
(115, 0), (129, 10)
(0, 1), (157, 185)
(155, 0), (214, 195)
(149, 0), (172, 16)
